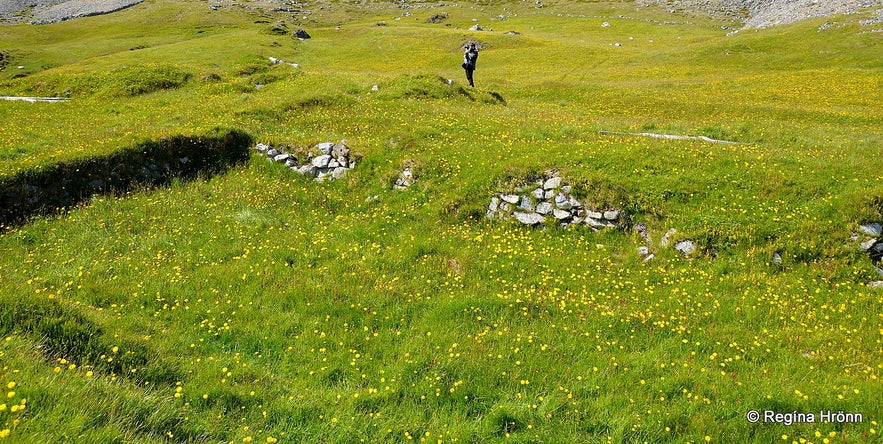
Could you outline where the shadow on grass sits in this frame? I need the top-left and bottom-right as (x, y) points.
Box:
(0, 127), (253, 229)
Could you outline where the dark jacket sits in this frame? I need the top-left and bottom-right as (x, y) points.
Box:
(463, 47), (478, 70)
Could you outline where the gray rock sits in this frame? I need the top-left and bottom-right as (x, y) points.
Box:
(489, 196), (500, 212)
(338, 158), (349, 168)
(266, 148), (280, 157)
(255, 143), (270, 152)
(499, 202), (511, 212)
(543, 176), (562, 190)
(637, 246), (650, 257)
(643, 254), (655, 262)
(294, 29), (311, 39)
(469, 24), (483, 31)
(519, 195), (534, 211)
(285, 158), (298, 168)
(584, 217), (608, 228)
(535, 201), (553, 215)
(772, 252), (783, 265)
(298, 164), (318, 177)
(875, 266), (883, 278)
(568, 196), (582, 208)
(561, 185), (572, 193)
(870, 281), (883, 289)
(328, 159), (340, 169)
(514, 212), (545, 225)
(332, 167), (348, 180)
(674, 240), (696, 256)
(274, 153), (292, 162)
(860, 222), (882, 238)
(316, 142), (334, 155)
(531, 188), (545, 199)
(585, 210), (603, 220)
(501, 194), (520, 204)
(311, 154), (332, 168)
(332, 143), (350, 159)
(555, 193), (571, 210)
(552, 209), (571, 220)
(860, 239), (877, 251)
(544, 190), (555, 199)
(603, 210), (620, 221)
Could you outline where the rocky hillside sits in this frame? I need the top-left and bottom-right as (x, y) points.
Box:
(639, 0), (883, 28)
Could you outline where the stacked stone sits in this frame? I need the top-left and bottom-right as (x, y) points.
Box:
(254, 141), (357, 182)
(486, 173), (622, 229)
(857, 222), (883, 288)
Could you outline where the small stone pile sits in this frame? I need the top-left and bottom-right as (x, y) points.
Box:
(857, 222), (883, 288)
(393, 166), (416, 190)
(486, 172), (623, 229)
(255, 141), (358, 182)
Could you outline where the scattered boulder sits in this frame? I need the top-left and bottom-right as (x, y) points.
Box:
(293, 29), (311, 39)
(674, 240), (696, 257)
(469, 24), (483, 31)
(426, 13), (447, 24)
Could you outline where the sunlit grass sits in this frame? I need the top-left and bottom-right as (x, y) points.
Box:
(1, 0), (881, 442)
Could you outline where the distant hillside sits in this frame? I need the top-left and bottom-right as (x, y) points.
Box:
(639, 0), (883, 28)
(3, 0), (883, 27)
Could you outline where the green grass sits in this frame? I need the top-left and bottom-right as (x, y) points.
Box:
(1, 0), (882, 442)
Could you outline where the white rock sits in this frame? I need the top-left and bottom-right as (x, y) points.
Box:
(311, 154), (331, 168)
(603, 210), (620, 221)
(255, 143), (270, 152)
(514, 212), (545, 225)
(501, 194), (520, 204)
(274, 153), (292, 162)
(860, 239), (877, 251)
(316, 142), (334, 155)
(535, 202), (553, 215)
(328, 159), (340, 168)
(543, 176), (562, 190)
(552, 209), (571, 220)
(266, 148), (280, 157)
(489, 197), (500, 211)
(531, 188), (545, 199)
(585, 210), (603, 220)
(674, 240), (696, 256)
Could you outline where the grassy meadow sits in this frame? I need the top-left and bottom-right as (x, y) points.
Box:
(1, 0), (882, 442)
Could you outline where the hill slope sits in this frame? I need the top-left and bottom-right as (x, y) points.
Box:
(1, 0), (882, 443)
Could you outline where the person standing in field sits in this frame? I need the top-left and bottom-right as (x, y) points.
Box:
(462, 42), (479, 87)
